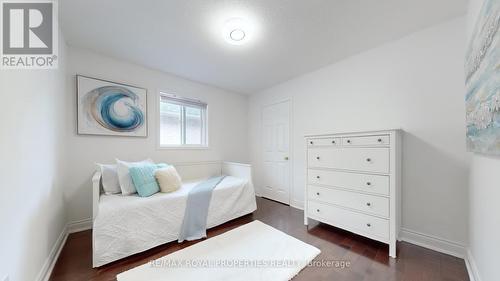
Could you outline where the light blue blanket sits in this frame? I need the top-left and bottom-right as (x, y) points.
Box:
(178, 176), (226, 242)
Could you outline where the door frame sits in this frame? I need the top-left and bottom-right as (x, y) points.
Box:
(261, 97), (293, 205)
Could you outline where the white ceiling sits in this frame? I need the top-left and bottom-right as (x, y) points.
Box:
(60, 0), (467, 94)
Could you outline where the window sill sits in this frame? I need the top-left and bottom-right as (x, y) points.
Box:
(157, 145), (210, 150)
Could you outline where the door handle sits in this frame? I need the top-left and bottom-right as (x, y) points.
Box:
(284, 156), (289, 160)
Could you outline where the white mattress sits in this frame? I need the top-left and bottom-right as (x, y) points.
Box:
(93, 176), (257, 267)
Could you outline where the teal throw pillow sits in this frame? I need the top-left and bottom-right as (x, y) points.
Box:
(129, 163), (168, 197)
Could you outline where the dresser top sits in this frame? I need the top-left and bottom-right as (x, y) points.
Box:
(304, 129), (402, 138)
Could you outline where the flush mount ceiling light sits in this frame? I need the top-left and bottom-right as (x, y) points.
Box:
(230, 29), (245, 41)
(223, 18), (251, 45)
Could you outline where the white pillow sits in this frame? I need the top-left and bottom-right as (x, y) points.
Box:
(116, 158), (154, 195)
(96, 164), (121, 195)
(155, 166), (182, 193)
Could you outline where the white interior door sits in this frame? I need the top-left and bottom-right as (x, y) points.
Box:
(262, 100), (290, 204)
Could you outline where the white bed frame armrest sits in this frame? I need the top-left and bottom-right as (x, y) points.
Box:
(222, 162), (252, 181)
(92, 171), (102, 221)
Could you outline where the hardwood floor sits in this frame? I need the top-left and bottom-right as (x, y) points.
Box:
(49, 197), (469, 281)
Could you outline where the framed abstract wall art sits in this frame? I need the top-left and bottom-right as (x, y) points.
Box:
(77, 75), (147, 137)
(465, 0), (500, 155)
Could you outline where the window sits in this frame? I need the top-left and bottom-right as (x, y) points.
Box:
(159, 93), (208, 147)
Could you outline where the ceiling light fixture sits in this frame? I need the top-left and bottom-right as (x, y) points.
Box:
(223, 18), (250, 45)
(230, 29), (245, 41)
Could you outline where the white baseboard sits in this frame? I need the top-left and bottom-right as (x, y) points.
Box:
(398, 228), (484, 281)
(36, 218), (93, 281)
(399, 227), (466, 258)
(67, 218), (92, 233)
(35, 224), (68, 281)
(464, 248), (482, 281)
(290, 199), (304, 210)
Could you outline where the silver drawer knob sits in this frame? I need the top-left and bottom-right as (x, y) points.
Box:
(316, 156), (320, 160)
(377, 138), (382, 142)
(366, 223), (371, 227)
(366, 202), (371, 206)
(316, 209), (320, 212)
(366, 182), (371, 186)
(347, 139), (351, 143)
(332, 140), (336, 144)
(316, 192), (320, 196)
(310, 141), (314, 144)
(366, 158), (371, 162)
(316, 175), (320, 179)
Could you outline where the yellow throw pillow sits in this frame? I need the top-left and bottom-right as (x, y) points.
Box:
(155, 166), (182, 193)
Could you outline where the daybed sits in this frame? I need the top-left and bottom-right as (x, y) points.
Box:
(92, 161), (257, 267)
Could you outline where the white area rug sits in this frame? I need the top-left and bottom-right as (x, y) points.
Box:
(117, 220), (321, 281)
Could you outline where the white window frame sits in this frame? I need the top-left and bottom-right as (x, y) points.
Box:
(157, 92), (209, 149)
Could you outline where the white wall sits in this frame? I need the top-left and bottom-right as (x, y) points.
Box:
(63, 47), (249, 222)
(466, 1), (500, 281)
(468, 155), (500, 281)
(249, 17), (469, 246)
(0, 32), (68, 281)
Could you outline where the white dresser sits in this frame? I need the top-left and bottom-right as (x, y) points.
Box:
(304, 130), (401, 257)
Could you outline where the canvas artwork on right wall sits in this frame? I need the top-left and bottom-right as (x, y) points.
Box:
(465, 0), (500, 155)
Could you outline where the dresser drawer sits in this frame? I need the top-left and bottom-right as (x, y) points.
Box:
(308, 169), (389, 196)
(343, 135), (390, 146)
(307, 137), (340, 147)
(308, 147), (389, 173)
(308, 201), (389, 241)
(308, 185), (389, 217)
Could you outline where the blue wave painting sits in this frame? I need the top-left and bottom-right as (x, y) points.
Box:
(465, 0), (500, 154)
(78, 76), (147, 136)
(87, 86), (144, 132)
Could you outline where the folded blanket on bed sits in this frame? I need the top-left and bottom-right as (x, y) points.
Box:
(178, 176), (226, 242)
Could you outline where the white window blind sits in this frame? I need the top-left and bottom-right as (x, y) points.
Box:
(159, 93), (207, 147)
